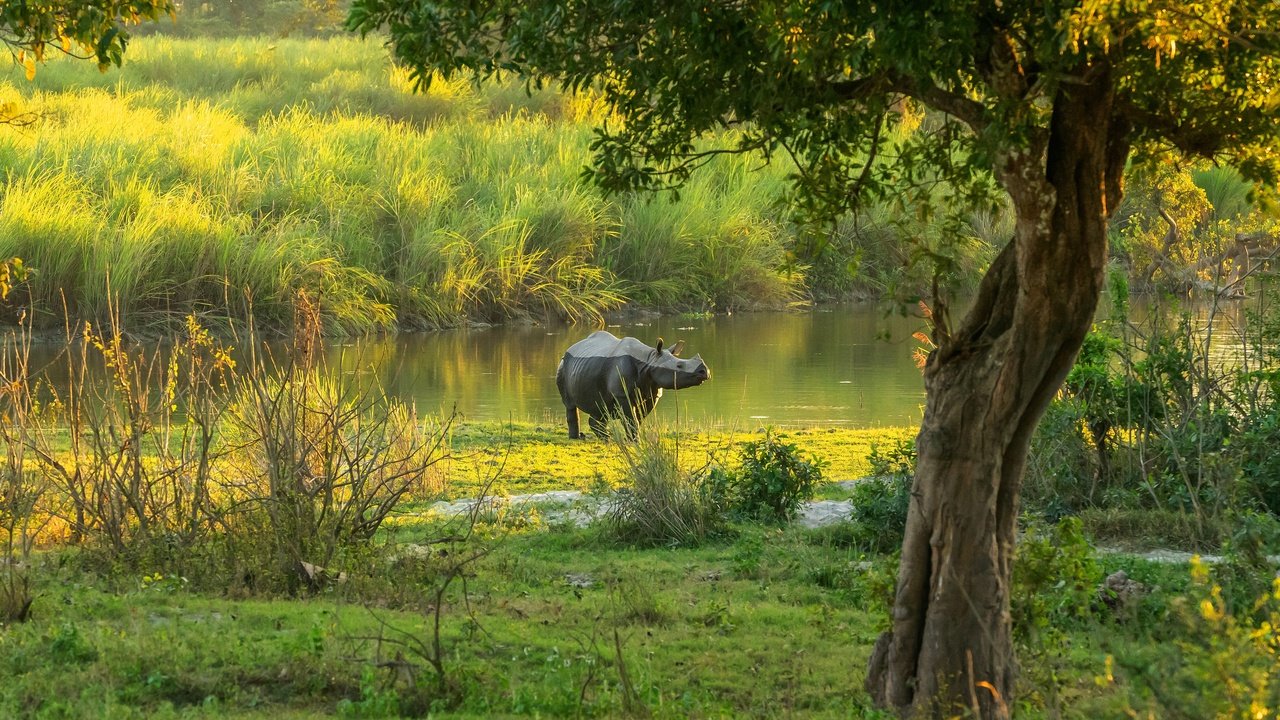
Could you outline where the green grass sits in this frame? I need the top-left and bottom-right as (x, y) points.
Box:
(3, 526), (894, 718)
(3, 416), (1276, 718)
(4, 516), (1261, 719)
(0, 36), (819, 334)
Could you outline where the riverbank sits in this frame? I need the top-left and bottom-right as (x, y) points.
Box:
(443, 422), (917, 497)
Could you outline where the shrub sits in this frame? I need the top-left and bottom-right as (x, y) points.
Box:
(1211, 511), (1280, 615)
(1027, 287), (1280, 533)
(844, 475), (911, 555)
(1010, 517), (1102, 716)
(1025, 397), (1100, 520)
(835, 439), (914, 554)
(867, 437), (916, 479)
(1124, 560), (1280, 718)
(1011, 517), (1100, 642)
(0, 295), (454, 592)
(225, 356), (452, 592)
(0, 326), (39, 624)
(713, 431), (825, 523)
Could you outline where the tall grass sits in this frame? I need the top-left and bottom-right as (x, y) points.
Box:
(605, 423), (725, 547)
(0, 36), (816, 333)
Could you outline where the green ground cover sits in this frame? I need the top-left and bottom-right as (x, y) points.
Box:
(441, 422), (916, 498)
(5, 510), (1272, 719)
(5, 420), (1278, 718)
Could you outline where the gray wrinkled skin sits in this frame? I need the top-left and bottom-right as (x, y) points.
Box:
(555, 331), (710, 439)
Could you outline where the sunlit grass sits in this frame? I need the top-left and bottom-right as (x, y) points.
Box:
(15, 421), (917, 532)
(0, 35), (819, 333)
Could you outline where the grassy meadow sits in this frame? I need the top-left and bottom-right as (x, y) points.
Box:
(0, 36), (817, 334)
(4, 475), (1275, 719)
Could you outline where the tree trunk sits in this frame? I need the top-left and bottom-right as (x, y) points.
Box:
(866, 66), (1129, 718)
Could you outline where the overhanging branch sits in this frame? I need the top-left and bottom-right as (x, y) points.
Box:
(828, 72), (988, 133)
(888, 72), (988, 133)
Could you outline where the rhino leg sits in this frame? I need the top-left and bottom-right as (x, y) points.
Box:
(566, 405), (583, 440)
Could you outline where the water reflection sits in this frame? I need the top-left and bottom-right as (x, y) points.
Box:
(323, 304), (931, 428)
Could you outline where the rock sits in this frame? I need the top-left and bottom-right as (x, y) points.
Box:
(793, 500), (853, 529)
(1098, 570), (1146, 617)
(564, 573), (595, 589)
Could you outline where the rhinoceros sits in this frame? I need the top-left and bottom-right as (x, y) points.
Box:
(555, 331), (710, 439)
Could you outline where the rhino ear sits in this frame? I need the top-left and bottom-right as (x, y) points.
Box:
(654, 338), (664, 355)
(669, 340), (686, 357)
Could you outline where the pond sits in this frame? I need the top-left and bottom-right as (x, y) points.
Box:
(320, 304), (931, 430)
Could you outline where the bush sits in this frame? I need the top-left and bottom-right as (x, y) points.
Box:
(0, 299), (453, 593)
(1211, 511), (1280, 615)
(712, 431), (825, 523)
(867, 437), (916, 479)
(1027, 289), (1280, 533)
(1010, 517), (1103, 716)
(1011, 517), (1100, 642)
(1025, 398), (1098, 520)
(834, 439), (914, 554)
(844, 475), (911, 555)
(224, 352), (452, 592)
(1124, 560), (1280, 719)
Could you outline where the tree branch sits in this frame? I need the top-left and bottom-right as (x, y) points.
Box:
(888, 72), (988, 133)
(829, 72), (987, 133)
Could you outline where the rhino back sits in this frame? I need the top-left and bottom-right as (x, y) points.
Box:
(564, 331), (655, 362)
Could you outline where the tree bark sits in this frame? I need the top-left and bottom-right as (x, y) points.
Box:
(866, 65), (1129, 718)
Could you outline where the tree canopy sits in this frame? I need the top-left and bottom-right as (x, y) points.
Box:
(2, 0), (173, 79)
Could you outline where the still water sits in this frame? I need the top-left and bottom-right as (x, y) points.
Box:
(20, 299), (1262, 430)
(321, 304), (930, 429)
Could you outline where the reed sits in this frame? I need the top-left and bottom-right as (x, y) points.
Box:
(0, 35), (992, 332)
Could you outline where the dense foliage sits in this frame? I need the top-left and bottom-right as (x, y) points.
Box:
(708, 431), (825, 523)
(1, 36), (1273, 335)
(1027, 282), (1280, 534)
(1, 0), (173, 77)
(0, 38), (821, 332)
